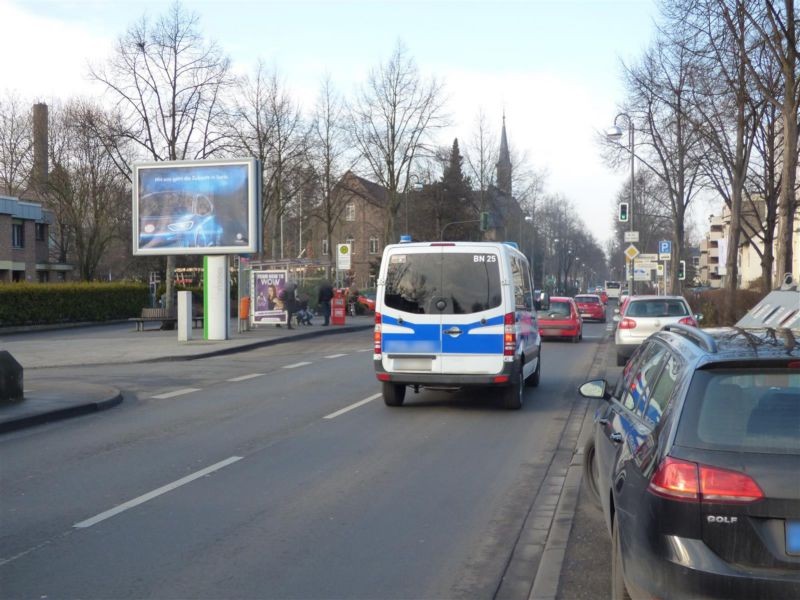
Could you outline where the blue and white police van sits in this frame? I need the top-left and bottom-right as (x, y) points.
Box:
(373, 241), (541, 409)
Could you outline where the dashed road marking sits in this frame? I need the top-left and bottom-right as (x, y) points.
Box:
(73, 456), (243, 529)
(324, 353), (348, 359)
(226, 373), (264, 382)
(323, 393), (382, 420)
(358, 349), (372, 353)
(151, 388), (201, 399)
(283, 361), (312, 369)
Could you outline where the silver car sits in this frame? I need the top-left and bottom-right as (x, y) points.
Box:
(614, 295), (699, 365)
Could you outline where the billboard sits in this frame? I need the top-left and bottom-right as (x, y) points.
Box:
(133, 158), (261, 256)
(251, 270), (288, 325)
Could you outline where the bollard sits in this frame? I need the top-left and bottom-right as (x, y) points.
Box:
(0, 351), (23, 403)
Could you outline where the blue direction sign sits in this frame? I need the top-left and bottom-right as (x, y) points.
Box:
(658, 240), (672, 260)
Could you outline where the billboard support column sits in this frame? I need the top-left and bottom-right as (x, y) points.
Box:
(204, 255), (229, 341)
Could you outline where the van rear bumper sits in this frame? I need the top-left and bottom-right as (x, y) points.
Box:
(374, 361), (516, 386)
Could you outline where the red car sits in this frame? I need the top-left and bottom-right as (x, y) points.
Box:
(538, 296), (582, 342)
(574, 294), (606, 322)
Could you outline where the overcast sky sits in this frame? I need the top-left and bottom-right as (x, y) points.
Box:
(2, 0), (661, 245)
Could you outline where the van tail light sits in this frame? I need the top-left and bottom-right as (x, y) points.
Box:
(504, 312), (516, 356)
(619, 318), (637, 329)
(374, 312), (382, 355)
(678, 316), (698, 327)
(649, 457), (763, 503)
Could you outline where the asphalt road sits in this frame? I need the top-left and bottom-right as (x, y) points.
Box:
(1, 316), (615, 599)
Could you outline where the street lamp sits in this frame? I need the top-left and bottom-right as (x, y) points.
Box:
(606, 113), (635, 295)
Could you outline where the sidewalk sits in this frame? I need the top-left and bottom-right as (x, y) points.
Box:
(0, 316), (373, 433)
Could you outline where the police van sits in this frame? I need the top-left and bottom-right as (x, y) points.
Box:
(373, 241), (541, 409)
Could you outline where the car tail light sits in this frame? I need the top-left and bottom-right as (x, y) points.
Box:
(374, 312), (382, 355)
(699, 465), (763, 502)
(678, 316), (698, 327)
(649, 457), (763, 503)
(649, 457), (700, 501)
(619, 318), (637, 329)
(504, 312), (516, 356)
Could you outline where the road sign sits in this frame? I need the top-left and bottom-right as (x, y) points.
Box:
(633, 267), (651, 281)
(624, 231), (639, 242)
(657, 263), (665, 277)
(624, 244), (640, 261)
(336, 243), (352, 270)
(634, 260), (658, 270)
(638, 253), (658, 262)
(658, 240), (672, 260)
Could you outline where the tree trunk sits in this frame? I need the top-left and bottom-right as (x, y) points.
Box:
(774, 102), (797, 286)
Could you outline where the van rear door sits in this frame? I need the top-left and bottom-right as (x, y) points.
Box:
(381, 247), (444, 374)
(438, 246), (505, 375)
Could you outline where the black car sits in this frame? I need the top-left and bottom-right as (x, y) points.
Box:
(580, 324), (800, 599)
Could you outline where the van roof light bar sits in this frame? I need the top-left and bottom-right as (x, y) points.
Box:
(662, 323), (718, 353)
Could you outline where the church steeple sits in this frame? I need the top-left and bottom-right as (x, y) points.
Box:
(496, 112), (512, 196)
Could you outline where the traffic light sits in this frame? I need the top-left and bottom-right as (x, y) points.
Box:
(678, 260), (686, 281)
(618, 202), (629, 222)
(480, 211), (490, 231)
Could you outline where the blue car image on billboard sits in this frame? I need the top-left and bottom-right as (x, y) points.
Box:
(139, 193), (226, 248)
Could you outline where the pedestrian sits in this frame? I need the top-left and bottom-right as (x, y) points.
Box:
(318, 279), (333, 326)
(284, 281), (298, 330)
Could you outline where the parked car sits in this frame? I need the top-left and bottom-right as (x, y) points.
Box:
(358, 289), (376, 313)
(537, 296), (582, 343)
(574, 294), (606, 322)
(579, 324), (800, 600)
(614, 295), (698, 366)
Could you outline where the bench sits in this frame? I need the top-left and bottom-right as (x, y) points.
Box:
(130, 308), (204, 331)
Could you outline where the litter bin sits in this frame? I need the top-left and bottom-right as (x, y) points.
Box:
(239, 296), (251, 320)
(331, 290), (346, 326)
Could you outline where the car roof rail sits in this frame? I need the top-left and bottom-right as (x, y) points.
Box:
(661, 323), (718, 353)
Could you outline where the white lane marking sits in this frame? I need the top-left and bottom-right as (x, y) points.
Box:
(324, 353), (348, 359)
(74, 456), (243, 529)
(227, 373), (264, 382)
(0, 540), (53, 567)
(358, 349), (372, 353)
(323, 393), (382, 420)
(151, 388), (201, 399)
(283, 361), (312, 369)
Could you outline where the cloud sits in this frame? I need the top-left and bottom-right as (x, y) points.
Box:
(0, 0), (113, 101)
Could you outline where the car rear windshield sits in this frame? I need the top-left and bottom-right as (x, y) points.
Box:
(676, 368), (800, 455)
(575, 295), (600, 304)
(625, 299), (688, 318)
(538, 301), (571, 318)
(383, 252), (501, 315)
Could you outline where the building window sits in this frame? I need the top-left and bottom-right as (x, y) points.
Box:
(346, 236), (355, 254)
(12, 221), (24, 248)
(345, 202), (355, 222)
(369, 236), (379, 255)
(322, 239), (329, 256)
(35, 223), (46, 241)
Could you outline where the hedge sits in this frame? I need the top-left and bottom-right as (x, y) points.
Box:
(686, 288), (764, 327)
(0, 282), (149, 326)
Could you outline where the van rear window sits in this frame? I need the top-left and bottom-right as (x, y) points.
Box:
(384, 253), (501, 314)
(676, 368), (800, 454)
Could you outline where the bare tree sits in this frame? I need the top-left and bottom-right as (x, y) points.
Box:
(0, 92), (33, 196)
(464, 108), (497, 213)
(89, 1), (231, 308)
(307, 76), (353, 276)
(47, 101), (130, 280)
(349, 41), (447, 242)
(613, 33), (704, 294)
(227, 62), (308, 259)
(715, 0), (799, 286)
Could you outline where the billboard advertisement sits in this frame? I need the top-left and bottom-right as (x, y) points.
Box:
(133, 158), (261, 256)
(251, 270), (288, 325)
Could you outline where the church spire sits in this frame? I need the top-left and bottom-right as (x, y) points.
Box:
(496, 112), (512, 196)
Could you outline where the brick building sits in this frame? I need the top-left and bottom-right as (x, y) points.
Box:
(0, 195), (70, 282)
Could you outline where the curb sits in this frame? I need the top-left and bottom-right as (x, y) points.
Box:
(0, 391), (123, 434)
(529, 334), (610, 600)
(144, 323), (374, 363)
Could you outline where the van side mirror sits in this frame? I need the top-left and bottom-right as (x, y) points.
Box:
(695, 314), (703, 322)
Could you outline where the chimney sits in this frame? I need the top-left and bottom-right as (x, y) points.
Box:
(32, 103), (49, 190)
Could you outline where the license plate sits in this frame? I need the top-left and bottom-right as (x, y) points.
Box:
(787, 521), (800, 555)
(393, 358), (432, 372)
(542, 329), (562, 336)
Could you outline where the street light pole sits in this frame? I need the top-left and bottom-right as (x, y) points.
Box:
(606, 113), (635, 296)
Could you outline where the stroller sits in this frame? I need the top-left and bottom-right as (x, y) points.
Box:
(295, 294), (314, 326)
